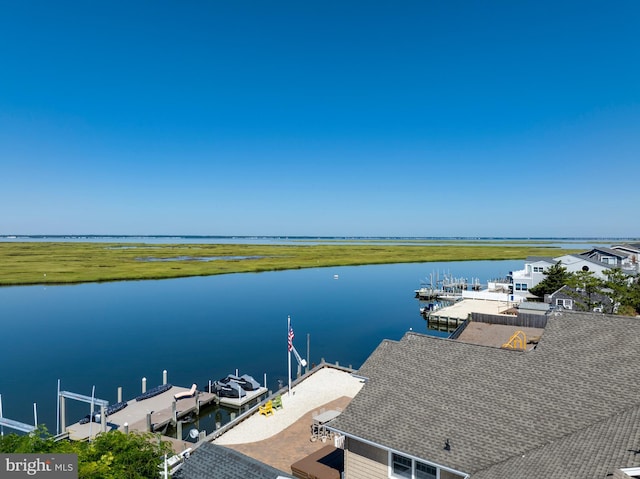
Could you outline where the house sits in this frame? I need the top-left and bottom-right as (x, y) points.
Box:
(508, 256), (556, 297)
(611, 243), (640, 272)
(547, 284), (614, 313)
(554, 253), (619, 280)
(172, 442), (293, 479)
(500, 247), (639, 299)
(579, 247), (633, 268)
(328, 311), (640, 478)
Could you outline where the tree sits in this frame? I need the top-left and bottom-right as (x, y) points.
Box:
(0, 429), (172, 479)
(566, 270), (605, 312)
(529, 262), (571, 298)
(603, 268), (631, 313)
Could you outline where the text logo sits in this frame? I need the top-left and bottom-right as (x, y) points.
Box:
(0, 454), (77, 478)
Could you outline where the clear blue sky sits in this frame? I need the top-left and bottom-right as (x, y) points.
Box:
(1, 1), (638, 237)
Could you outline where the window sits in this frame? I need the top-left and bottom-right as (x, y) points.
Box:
(390, 453), (439, 479)
(515, 283), (528, 291)
(392, 453), (412, 479)
(556, 298), (573, 309)
(533, 266), (545, 273)
(416, 461), (437, 479)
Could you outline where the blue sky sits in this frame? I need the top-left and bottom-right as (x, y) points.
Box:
(1, 1), (638, 237)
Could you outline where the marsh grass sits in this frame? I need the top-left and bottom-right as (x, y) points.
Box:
(0, 242), (583, 286)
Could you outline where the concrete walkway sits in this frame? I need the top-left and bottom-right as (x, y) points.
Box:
(211, 366), (365, 474)
(213, 367), (365, 445)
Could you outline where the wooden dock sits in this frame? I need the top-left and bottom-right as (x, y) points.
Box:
(65, 385), (218, 441)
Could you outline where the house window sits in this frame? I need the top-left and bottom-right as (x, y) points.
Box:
(416, 461), (437, 479)
(556, 299), (573, 309)
(515, 283), (527, 291)
(392, 453), (412, 479)
(533, 266), (544, 273)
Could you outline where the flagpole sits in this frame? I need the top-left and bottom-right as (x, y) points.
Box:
(287, 315), (292, 397)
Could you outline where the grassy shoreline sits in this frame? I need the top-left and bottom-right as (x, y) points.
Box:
(0, 242), (584, 286)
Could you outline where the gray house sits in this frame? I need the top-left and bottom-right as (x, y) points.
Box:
(328, 311), (640, 478)
(172, 442), (293, 479)
(547, 284), (614, 313)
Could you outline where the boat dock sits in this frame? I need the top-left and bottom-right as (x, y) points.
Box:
(64, 385), (218, 441)
(415, 272), (482, 300)
(423, 298), (513, 331)
(215, 387), (268, 408)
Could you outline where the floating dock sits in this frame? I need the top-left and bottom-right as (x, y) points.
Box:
(64, 385), (218, 441)
(216, 387), (268, 408)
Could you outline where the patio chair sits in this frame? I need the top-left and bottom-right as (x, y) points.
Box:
(174, 384), (197, 401)
(259, 400), (274, 417)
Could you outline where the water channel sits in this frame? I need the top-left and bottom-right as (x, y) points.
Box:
(0, 258), (532, 437)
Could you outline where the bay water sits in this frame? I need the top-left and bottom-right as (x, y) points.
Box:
(0, 260), (523, 433)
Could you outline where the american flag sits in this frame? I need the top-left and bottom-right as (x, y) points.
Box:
(288, 324), (294, 352)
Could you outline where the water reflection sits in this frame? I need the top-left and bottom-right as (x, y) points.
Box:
(0, 259), (524, 432)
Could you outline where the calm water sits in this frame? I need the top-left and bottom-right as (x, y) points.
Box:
(0, 260), (522, 433)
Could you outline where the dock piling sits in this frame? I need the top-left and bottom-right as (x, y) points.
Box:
(142, 377), (147, 394)
(117, 387), (122, 403)
(123, 422), (128, 434)
(146, 413), (151, 432)
(163, 370), (167, 386)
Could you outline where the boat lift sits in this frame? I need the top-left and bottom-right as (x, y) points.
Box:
(0, 394), (38, 435)
(58, 390), (109, 434)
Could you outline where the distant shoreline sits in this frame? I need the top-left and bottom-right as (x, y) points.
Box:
(1, 235), (636, 241)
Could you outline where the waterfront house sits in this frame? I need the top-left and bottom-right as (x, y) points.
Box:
(553, 253), (619, 279)
(509, 256), (556, 297)
(610, 243), (640, 272)
(328, 310), (640, 478)
(546, 284), (614, 313)
(579, 247), (633, 268)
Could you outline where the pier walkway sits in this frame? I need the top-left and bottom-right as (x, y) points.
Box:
(66, 385), (217, 441)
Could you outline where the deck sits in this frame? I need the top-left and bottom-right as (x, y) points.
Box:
(65, 385), (218, 441)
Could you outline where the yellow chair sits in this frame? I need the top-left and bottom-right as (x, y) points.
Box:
(259, 400), (273, 417)
(272, 395), (283, 410)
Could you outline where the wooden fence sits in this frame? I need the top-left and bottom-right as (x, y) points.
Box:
(470, 312), (548, 329)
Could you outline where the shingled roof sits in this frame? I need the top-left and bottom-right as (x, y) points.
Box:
(173, 442), (292, 479)
(329, 311), (640, 478)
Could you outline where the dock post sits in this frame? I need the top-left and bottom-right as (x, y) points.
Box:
(163, 370), (167, 386)
(123, 422), (128, 434)
(117, 387), (122, 403)
(171, 402), (177, 426)
(142, 377), (147, 394)
(146, 413), (152, 432)
(177, 421), (182, 441)
(208, 380), (212, 393)
(263, 373), (267, 388)
(195, 393), (200, 414)
(100, 405), (106, 432)
(60, 396), (66, 433)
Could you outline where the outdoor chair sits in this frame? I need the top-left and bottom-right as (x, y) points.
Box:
(174, 383), (197, 401)
(272, 395), (283, 410)
(259, 400), (274, 417)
